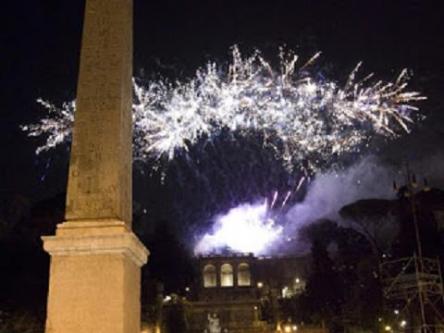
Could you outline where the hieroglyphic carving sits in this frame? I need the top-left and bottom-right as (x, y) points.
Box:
(65, 0), (133, 225)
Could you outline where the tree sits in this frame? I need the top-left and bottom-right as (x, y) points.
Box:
(142, 219), (195, 294)
(300, 220), (343, 332)
(161, 295), (189, 333)
(339, 199), (397, 256)
(298, 219), (383, 332)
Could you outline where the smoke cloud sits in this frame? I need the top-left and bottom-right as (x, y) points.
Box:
(284, 156), (396, 231)
(193, 152), (444, 255)
(281, 152), (444, 253)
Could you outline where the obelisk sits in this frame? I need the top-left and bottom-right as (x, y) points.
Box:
(42, 0), (148, 332)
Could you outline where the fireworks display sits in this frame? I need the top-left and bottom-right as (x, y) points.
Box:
(23, 99), (75, 155)
(21, 46), (425, 255)
(194, 199), (283, 255)
(22, 46), (424, 172)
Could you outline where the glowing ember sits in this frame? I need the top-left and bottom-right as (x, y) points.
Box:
(22, 46), (425, 172)
(194, 201), (283, 255)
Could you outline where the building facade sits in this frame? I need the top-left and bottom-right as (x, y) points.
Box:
(185, 253), (311, 333)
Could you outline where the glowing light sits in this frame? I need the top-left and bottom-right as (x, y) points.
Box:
(385, 325), (392, 332)
(257, 282), (264, 288)
(400, 320), (407, 328)
(22, 46), (425, 173)
(194, 200), (283, 255)
(282, 286), (289, 298)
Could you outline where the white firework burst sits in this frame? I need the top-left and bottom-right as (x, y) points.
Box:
(22, 46), (425, 171)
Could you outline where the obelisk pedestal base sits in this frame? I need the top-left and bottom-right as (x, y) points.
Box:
(42, 220), (149, 333)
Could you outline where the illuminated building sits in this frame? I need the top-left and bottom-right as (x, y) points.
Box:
(185, 253), (312, 333)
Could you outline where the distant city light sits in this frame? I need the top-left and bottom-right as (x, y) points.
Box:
(282, 286), (289, 298)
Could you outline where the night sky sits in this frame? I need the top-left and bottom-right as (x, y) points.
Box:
(2, 0), (444, 240)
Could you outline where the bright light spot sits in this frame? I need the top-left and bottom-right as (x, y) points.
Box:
(194, 201), (283, 255)
(400, 320), (407, 328)
(257, 282), (264, 288)
(295, 277), (300, 284)
(385, 325), (392, 332)
(293, 325), (298, 331)
(282, 286), (290, 298)
(304, 81), (317, 94)
(394, 309), (399, 315)
(284, 325), (292, 333)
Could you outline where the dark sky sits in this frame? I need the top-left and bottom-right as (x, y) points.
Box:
(1, 0), (444, 209)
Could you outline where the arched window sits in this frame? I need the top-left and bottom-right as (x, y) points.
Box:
(220, 263), (233, 287)
(203, 264), (217, 288)
(237, 263), (251, 286)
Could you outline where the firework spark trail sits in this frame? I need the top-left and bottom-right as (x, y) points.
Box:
(295, 176), (306, 192)
(281, 190), (292, 209)
(22, 99), (75, 154)
(270, 191), (279, 210)
(22, 46), (425, 172)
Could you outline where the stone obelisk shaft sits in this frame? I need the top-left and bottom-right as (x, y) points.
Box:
(42, 1), (148, 333)
(66, 0), (133, 225)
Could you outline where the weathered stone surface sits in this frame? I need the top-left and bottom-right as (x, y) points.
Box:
(43, 228), (147, 333)
(65, 0), (133, 225)
(44, 221), (148, 267)
(42, 1), (149, 332)
(43, 220), (148, 333)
